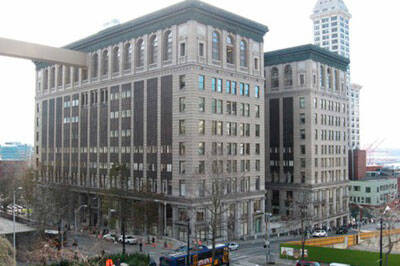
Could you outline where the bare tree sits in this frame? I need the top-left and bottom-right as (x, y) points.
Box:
(194, 155), (237, 265)
(288, 190), (313, 261)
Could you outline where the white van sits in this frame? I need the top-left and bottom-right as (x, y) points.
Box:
(329, 263), (350, 266)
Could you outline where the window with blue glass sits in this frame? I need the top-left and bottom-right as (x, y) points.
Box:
(226, 80), (231, 94)
(255, 86), (260, 98)
(232, 81), (237, 95)
(212, 78), (216, 91)
(199, 75), (205, 90)
(239, 83), (244, 95)
(217, 79), (222, 93)
(244, 84), (249, 96)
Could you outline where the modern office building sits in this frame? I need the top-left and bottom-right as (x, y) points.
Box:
(264, 44), (350, 228)
(0, 142), (32, 161)
(33, 0), (268, 241)
(349, 177), (398, 207)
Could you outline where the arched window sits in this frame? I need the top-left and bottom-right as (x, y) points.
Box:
(91, 53), (98, 78)
(284, 65), (293, 86)
(123, 43), (132, 70)
(112, 46), (120, 73)
(212, 31), (220, 60)
(240, 40), (247, 67)
(136, 39), (144, 67)
(149, 35), (158, 64)
(327, 68), (332, 89)
(271, 67), (279, 88)
(226, 35), (234, 64)
(102, 50), (109, 75)
(163, 31), (172, 61)
(335, 70), (340, 91)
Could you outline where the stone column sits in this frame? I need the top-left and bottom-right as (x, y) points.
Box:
(248, 200), (254, 237)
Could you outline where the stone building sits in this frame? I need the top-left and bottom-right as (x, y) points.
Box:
(264, 44), (350, 229)
(33, 0), (268, 241)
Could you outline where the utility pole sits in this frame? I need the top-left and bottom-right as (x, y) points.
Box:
(121, 199), (126, 255)
(379, 215), (383, 266)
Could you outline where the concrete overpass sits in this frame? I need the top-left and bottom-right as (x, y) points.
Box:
(0, 37), (88, 67)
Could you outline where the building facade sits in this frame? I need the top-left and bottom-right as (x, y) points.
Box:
(33, 0), (268, 241)
(0, 142), (32, 161)
(349, 177), (398, 207)
(264, 45), (350, 229)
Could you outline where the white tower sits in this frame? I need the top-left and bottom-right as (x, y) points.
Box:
(311, 0), (351, 58)
(311, 0), (360, 151)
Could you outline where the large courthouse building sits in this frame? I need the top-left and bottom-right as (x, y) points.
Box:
(34, 0), (268, 240)
(264, 45), (350, 228)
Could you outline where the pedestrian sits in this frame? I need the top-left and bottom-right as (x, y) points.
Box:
(139, 241), (143, 252)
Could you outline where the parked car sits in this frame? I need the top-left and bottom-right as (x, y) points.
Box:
(103, 233), (117, 241)
(336, 227), (348, 235)
(118, 235), (137, 245)
(312, 230), (327, 238)
(329, 263), (350, 266)
(296, 261), (321, 266)
(226, 242), (239, 251)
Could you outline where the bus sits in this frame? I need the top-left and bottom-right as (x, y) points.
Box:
(160, 244), (230, 266)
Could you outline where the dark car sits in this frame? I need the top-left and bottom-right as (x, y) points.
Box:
(336, 227), (348, 235)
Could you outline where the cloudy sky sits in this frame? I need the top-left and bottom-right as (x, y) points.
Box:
(0, 0), (399, 149)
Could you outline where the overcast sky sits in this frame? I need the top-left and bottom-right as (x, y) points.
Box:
(0, 0), (399, 149)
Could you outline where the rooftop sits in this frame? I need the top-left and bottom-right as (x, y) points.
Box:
(264, 44), (350, 71)
(312, 0), (351, 17)
(35, 0), (268, 69)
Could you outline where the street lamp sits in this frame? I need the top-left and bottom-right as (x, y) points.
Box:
(264, 212), (274, 265)
(380, 205), (391, 266)
(74, 204), (88, 233)
(12, 186), (23, 263)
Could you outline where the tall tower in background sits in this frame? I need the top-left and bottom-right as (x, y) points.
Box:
(311, 0), (351, 58)
(311, 1), (361, 178)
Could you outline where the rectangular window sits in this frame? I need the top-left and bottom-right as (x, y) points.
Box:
(300, 129), (306, 140)
(240, 83), (244, 95)
(179, 97), (185, 112)
(199, 43), (204, 57)
(199, 97), (205, 112)
(198, 75), (205, 90)
(255, 86), (260, 98)
(179, 75), (186, 89)
(226, 80), (231, 94)
(198, 120), (205, 135)
(198, 142), (205, 155)
(217, 79), (223, 93)
(255, 124), (260, 137)
(179, 120), (185, 135)
(300, 74), (305, 86)
(179, 142), (185, 155)
(180, 43), (186, 57)
(212, 78), (216, 91)
(179, 180), (186, 196)
(299, 97), (305, 109)
(255, 105), (260, 118)
(300, 113), (306, 124)
(245, 84), (250, 96)
(231, 81), (237, 94)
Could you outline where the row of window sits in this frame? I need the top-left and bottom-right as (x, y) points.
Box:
(178, 141), (261, 157)
(198, 75), (261, 98)
(178, 159), (261, 175)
